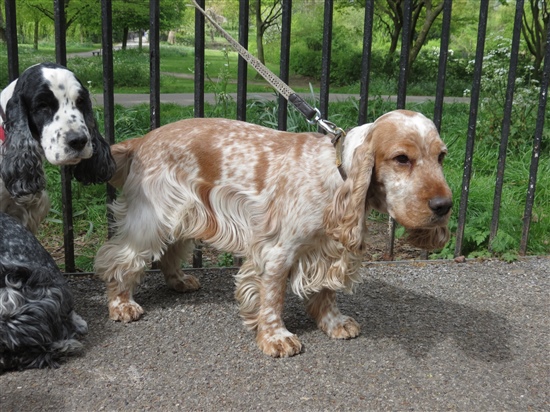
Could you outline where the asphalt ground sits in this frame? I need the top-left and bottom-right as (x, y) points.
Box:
(1, 257), (548, 411)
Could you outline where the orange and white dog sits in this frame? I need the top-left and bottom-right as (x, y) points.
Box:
(95, 110), (452, 357)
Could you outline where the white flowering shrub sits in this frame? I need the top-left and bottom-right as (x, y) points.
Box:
(466, 36), (544, 149)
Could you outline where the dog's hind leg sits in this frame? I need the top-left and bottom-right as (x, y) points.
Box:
(305, 288), (360, 339)
(159, 239), (200, 292)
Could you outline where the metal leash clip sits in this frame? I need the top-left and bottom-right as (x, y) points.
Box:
(306, 108), (346, 170)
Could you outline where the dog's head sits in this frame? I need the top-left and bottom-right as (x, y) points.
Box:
(325, 110), (452, 252)
(0, 62), (115, 197)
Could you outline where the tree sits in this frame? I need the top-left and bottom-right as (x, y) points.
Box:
(374, 0), (444, 69)
(21, 0), (90, 31)
(252, 0), (282, 65)
(111, 0), (186, 49)
(18, 0), (49, 49)
(522, 0), (549, 79)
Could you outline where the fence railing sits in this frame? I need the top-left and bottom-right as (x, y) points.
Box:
(3, 0), (549, 273)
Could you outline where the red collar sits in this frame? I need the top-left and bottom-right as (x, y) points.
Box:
(0, 125), (5, 143)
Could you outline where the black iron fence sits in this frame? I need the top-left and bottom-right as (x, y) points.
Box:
(3, 0), (549, 273)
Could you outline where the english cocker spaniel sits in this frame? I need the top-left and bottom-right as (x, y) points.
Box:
(0, 62), (115, 233)
(95, 110), (452, 357)
(0, 212), (88, 372)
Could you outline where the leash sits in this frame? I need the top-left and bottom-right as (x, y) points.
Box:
(190, 0), (347, 180)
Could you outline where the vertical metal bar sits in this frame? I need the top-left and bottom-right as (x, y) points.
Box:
(433, 0), (452, 132)
(489, 0), (524, 250)
(192, 0), (205, 267)
(194, 0), (205, 119)
(5, 0), (19, 81)
(387, 0), (412, 260)
(236, 0), (249, 121)
(149, 0), (160, 130)
(319, 0), (333, 123)
(233, 0), (250, 267)
(277, 0), (292, 131)
(396, 0), (412, 110)
(519, 23), (550, 255)
(54, 0), (67, 66)
(101, 0), (117, 238)
(54, 0), (75, 272)
(454, 0), (490, 257)
(358, 0), (374, 125)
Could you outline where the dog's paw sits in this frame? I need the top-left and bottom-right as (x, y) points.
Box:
(322, 315), (360, 339)
(109, 300), (144, 322)
(164, 272), (201, 293)
(256, 329), (302, 357)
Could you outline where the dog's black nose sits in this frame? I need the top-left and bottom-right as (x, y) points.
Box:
(66, 131), (88, 151)
(429, 196), (452, 216)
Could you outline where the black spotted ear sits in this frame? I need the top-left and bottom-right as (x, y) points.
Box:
(0, 94), (46, 197)
(72, 97), (115, 184)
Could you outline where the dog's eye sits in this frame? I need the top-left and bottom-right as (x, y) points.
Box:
(438, 152), (446, 164)
(76, 96), (85, 108)
(394, 155), (410, 165)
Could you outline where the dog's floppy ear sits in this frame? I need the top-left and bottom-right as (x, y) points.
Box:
(324, 129), (375, 253)
(1, 93), (46, 197)
(72, 94), (116, 185)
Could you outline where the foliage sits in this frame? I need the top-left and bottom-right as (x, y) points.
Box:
(464, 36), (547, 150)
(289, 9), (363, 86)
(205, 47), (233, 117)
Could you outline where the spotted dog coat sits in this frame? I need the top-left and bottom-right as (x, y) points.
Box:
(0, 62), (115, 233)
(95, 110), (452, 357)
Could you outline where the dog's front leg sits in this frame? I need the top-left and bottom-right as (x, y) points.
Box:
(95, 240), (147, 322)
(305, 288), (360, 339)
(256, 266), (302, 357)
(236, 258), (302, 357)
(105, 276), (145, 322)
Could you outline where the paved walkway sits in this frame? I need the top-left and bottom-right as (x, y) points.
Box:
(92, 92), (470, 107)
(72, 43), (471, 107)
(1, 258), (548, 411)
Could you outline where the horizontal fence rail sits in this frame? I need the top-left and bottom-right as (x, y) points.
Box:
(2, 0), (548, 274)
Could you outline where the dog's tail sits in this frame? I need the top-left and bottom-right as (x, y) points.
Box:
(109, 138), (142, 189)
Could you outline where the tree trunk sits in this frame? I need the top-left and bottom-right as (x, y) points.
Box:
(408, 3), (444, 69)
(33, 20), (39, 50)
(255, 0), (265, 65)
(388, 29), (400, 55)
(122, 27), (129, 50)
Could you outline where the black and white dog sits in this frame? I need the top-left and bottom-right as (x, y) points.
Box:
(0, 212), (88, 372)
(0, 62), (115, 233)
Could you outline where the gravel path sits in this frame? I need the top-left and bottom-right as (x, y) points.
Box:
(1, 257), (548, 411)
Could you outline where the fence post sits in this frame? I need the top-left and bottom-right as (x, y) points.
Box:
(358, 0), (375, 125)
(489, 0), (524, 252)
(454, 0), (490, 257)
(236, 0), (249, 122)
(520, 23), (550, 255)
(277, 0), (292, 131)
(4, 0), (18, 81)
(53, 0), (76, 273)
